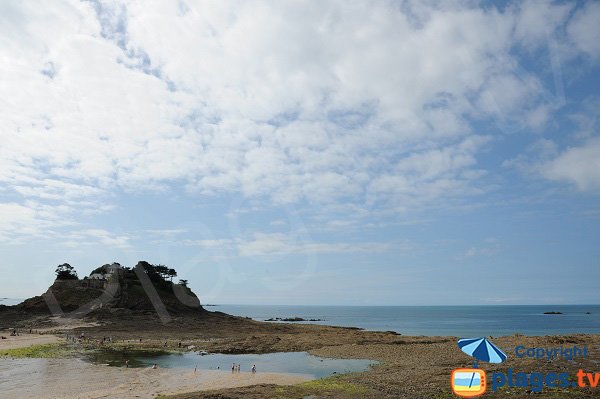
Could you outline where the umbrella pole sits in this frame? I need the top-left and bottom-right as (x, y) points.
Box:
(468, 361), (478, 389)
(468, 372), (476, 388)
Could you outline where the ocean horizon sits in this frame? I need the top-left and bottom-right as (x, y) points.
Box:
(3, 299), (598, 337)
(210, 304), (600, 337)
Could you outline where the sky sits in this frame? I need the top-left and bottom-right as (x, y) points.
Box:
(0, 0), (599, 306)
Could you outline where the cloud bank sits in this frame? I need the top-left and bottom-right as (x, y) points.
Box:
(0, 0), (599, 244)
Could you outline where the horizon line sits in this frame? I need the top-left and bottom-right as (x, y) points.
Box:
(207, 303), (600, 307)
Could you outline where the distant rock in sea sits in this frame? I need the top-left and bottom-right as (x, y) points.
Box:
(265, 317), (325, 322)
(543, 311), (563, 315)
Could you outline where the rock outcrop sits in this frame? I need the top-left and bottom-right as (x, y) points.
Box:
(12, 261), (205, 318)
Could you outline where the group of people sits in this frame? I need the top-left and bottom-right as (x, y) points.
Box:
(64, 332), (117, 346)
(2, 328), (35, 338)
(231, 363), (257, 373)
(0, 329), (36, 345)
(120, 360), (257, 374)
(65, 333), (85, 344)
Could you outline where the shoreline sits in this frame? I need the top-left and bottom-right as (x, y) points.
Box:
(2, 311), (599, 398)
(0, 358), (310, 399)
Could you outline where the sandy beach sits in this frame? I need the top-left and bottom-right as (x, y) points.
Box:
(2, 327), (599, 399)
(1, 317), (600, 399)
(0, 327), (313, 398)
(0, 357), (309, 399)
(0, 333), (61, 350)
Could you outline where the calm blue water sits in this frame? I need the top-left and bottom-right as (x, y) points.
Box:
(210, 305), (600, 337)
(3, 298), (598, 336)
(87, 351), (374, 378)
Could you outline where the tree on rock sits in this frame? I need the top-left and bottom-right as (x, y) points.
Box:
(168, 268), (177, 282)
(55, 263), (79, 280)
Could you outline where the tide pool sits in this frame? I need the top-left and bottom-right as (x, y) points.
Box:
(85, 350), (375, 378)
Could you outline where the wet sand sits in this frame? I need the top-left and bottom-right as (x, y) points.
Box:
(0, 333), (61, 350)
(0, 358), (310, 399)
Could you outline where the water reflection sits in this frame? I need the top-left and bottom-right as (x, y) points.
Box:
(85, 350), (375, 378)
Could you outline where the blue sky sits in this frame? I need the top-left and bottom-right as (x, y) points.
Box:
(0, 1), (599, 305)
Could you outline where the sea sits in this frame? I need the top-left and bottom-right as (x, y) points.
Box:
(209, 304), (600, 337)
(2, 298), (598, 336)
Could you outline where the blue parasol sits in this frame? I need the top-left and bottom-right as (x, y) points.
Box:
(458, 337), (507, 366)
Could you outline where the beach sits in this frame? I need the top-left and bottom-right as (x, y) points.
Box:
(2, 314), (599, 398)
(0, 358), (309, 399)
(0, 333), (61, 350)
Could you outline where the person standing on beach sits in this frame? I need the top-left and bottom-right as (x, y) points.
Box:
(125, 359), (129, 368)
(252, 365), (256, 374)
(231, 363), (235, 373)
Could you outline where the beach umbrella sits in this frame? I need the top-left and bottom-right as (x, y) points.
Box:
(458, 337), (507, 364)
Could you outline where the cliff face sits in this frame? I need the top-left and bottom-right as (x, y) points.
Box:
(15, 262), (205, 317)
(19, 279), (107, 313)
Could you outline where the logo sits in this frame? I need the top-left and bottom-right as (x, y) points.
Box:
(451, 368), (486, 398)
(451, 337), (507, 397)
(452, 338), (599, 395)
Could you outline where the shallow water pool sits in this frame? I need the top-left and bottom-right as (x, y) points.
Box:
(85, 350), (375, 378)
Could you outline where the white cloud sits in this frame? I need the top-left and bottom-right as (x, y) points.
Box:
(567, 1), (600, 60)
(181, 232), (395, 258)
(541, 137), (600, 191)
(0, 203), (39, 242)
(146, 229), (188, 237)
(367, 135), (489, 209)
(183, 238), (235, 249)
(513, 1), (573, 49)
(0, 1), (597, 242)
(12, 179), (103, 201)
(457, 239), (500, 260)
(62, 228), (133, 248)
(0, 201), (76, 243)
(236, 233), (392, 257)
